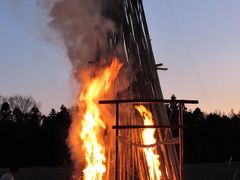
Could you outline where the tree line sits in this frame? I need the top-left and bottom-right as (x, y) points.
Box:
(0, 95), (240, 167)
(183, 108), (240, 163)
(167, 97), (240, 163)
(0, 95), (71, 167)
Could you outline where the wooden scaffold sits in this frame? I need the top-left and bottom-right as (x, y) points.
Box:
(99, 0), (198, 179)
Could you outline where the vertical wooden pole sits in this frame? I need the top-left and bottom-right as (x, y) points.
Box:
(115, 102), (119, 180)
(179, 103), (184, 180)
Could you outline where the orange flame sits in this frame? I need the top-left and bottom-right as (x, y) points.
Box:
(69, 57), (122, 180)
(135, 105), (162, 180)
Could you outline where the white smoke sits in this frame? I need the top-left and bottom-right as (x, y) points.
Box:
(47, 0), (115, 83)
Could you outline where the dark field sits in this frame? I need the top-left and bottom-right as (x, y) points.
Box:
(0, 167), (70, 180)
(1, 163), (240, 180)
(185, 163), (240, 180)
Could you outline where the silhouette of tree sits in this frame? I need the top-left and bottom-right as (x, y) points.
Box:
(28, 106), (42, 127)
(0, 102), (12, 121)
(40, 105), (71, 166)
(12, 107), (24, 123)
(49, 108), (57, 119)
(1, 102), (10, 113)
(8, 95), (40, 113)
(0, 95), (8, 107)
(193, 107), (204, 121)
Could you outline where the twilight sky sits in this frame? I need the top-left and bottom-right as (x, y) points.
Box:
(0, 0), (240, 114)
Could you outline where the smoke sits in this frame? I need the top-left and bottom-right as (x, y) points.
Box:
(46, 0), (123, 178)
(48, 0), (115, 83)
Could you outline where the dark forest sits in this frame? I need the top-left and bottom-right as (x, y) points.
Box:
(0, 95), (239, 167)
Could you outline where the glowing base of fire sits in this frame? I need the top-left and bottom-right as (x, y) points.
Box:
(69, 57), (122, 180)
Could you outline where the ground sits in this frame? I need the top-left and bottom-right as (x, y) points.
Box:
(1, 163), (240, 180)
(184, 163), (240, 180)
(0, 167), (70, 180)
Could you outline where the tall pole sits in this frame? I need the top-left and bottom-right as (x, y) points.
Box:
(115, 102), (119, 180)
(179, 103), (184, 180)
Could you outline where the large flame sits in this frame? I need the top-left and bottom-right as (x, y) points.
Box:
(69, 57), (122, 180)
(135, 105), (162, 180)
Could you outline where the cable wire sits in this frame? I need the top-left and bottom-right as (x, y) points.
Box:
(165, 0), (213, 111)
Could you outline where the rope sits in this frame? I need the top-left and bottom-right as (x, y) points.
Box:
(117, 136), (179, 148)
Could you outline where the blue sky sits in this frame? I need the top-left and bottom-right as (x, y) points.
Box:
(0, 0), (240, 114)
(144, 0), (240, 114)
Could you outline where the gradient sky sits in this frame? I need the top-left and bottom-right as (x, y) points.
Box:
(0, 0), (240, 115)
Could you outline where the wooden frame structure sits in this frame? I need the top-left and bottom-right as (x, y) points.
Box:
(99, 0), (199, 179)
(100, 99), (198, 180)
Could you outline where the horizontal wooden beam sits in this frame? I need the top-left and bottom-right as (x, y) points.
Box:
(157, 67), (168, 71)
(99, 99), (199, 105)
(112, 125), (185, 129)
(155, 63), (163, 67)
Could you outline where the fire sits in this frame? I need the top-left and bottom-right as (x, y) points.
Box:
(70, 57), (122, 180)
(135, 105), (162, 180)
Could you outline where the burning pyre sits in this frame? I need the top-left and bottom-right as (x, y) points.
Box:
(68, 59), (163, 180)
(47, 0), (167, 179)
